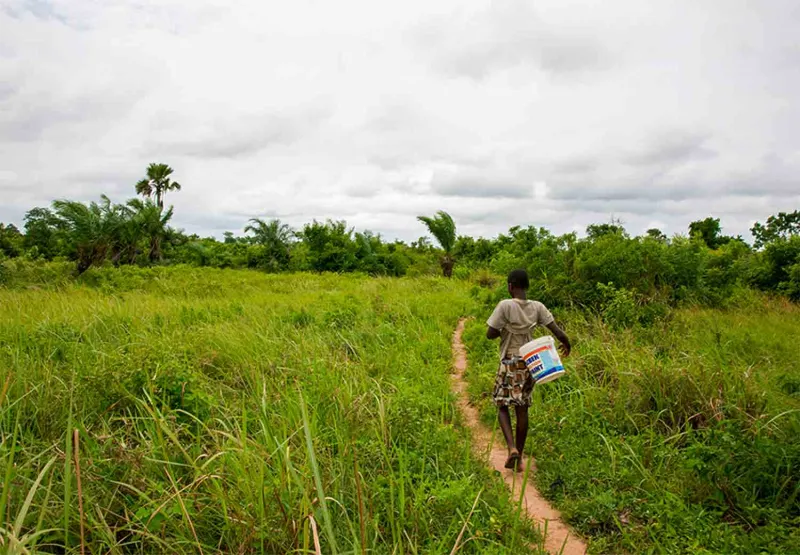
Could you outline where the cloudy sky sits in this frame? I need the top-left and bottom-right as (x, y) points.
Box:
(1, 0), (798, 242)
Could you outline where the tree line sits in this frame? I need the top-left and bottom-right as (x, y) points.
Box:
(1, 163), (799, 309)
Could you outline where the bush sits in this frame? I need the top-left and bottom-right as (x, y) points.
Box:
(452, 265), (470, 280)
(470, 268), (500, 289)
(781, 262), (800, 301)
(748, 236), (800, 294)
(0, 258), (74, 287)
(597, 283), (639, 329)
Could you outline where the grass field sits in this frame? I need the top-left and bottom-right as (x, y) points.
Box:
(464, 291), (800, 554)
(2, 266), (799, 554)
(1, 267), (539, 554)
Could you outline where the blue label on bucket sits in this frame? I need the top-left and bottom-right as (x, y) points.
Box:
(529, 347), (564, 382)
(524, 352), (542, 368)
(539, 349), (555, 369)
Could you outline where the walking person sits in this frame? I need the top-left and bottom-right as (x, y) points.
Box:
(486, 269), (572, 471)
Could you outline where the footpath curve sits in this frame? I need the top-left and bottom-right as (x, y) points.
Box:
(451, 318), (587, 555)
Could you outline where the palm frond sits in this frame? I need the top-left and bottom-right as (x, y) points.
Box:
(160, 205), (174, 226)
(417, 211), (456, 254)
(135, 179), (153, 197)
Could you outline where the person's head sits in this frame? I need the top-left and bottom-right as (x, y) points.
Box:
(507, 268), (529, 297)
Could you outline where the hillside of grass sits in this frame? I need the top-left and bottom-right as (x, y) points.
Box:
(463, 292), (800, 554)
(1, 267), (540, 553)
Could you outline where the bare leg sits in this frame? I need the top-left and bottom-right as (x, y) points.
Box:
(498, 406), (515, 451)
(499, 406), (520, 469)
(514, 405), (529, 455)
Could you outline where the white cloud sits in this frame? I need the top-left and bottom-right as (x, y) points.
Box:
(412, 0), (610, 79)
(1, 0), (799, 242)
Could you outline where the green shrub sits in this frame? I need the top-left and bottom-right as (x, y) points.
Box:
(597, 283), (639, 329)
(782, 262), (800, 301)
(0, 258), (74, 287)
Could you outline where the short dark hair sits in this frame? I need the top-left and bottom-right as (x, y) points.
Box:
(507, 269), (529, 289)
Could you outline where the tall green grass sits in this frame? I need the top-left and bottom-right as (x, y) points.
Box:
(463, 292), (800, 554)
(1, 267), (539, 553)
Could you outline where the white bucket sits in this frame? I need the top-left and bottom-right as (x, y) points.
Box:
(519, 336), (565, 384)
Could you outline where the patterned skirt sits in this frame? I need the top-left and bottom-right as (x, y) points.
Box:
(492, 357), (534, 407)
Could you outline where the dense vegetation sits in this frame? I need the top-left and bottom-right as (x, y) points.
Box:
(5, 211), (799, 304)
(2, 163), (798, 312)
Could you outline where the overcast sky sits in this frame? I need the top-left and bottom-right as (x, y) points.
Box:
(1, 0), (799, 242)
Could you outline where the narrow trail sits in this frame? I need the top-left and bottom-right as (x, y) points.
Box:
(451, 318), (587, 555)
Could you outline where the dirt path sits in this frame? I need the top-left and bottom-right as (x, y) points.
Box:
(451, 319), (587, 555)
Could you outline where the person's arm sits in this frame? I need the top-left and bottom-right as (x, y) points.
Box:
(486, 301), (506, 340)
(545, 321), (571, 357)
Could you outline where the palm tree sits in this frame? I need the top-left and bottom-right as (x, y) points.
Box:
(126, 198), (174, 262)
(244, 218), (294, 269)
(417, 210), (457, 277)
(52, 196), (124, 274)
(112, 208), (144, 265)
(135, 163), (181, 211)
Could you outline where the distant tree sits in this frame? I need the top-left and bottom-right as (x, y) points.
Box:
(245, 218), (293, 246)
(135, 163), (181, 211)
(646, 228), (667, 241)
(300, 220), (357, 272)
(245, 218), (294, 269)
(52, 196), (124, 273)
(587, 223), (626, 240)
(223, 231), (237, 244)
(111, 209), (144, 265)
(411, 236), (433, 252)
(23, 207), (66, 259)
(472, 237), (497, 263)
(354, 230), (382, 274)
(453, 235), (475, 256)
(417, 210), (457, 277)
(126, 198), (174, 262)
(504, 226), (553, 259)
(0, 223), (23, 257)
(454, 235), (499, 266)
(689, 217), (730, 249)
(751, 210), (800, 249)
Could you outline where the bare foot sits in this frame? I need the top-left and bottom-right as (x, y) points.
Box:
(504, 449), (520, 469)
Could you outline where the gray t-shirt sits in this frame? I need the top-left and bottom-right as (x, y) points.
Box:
(487, 298), (554, 360)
